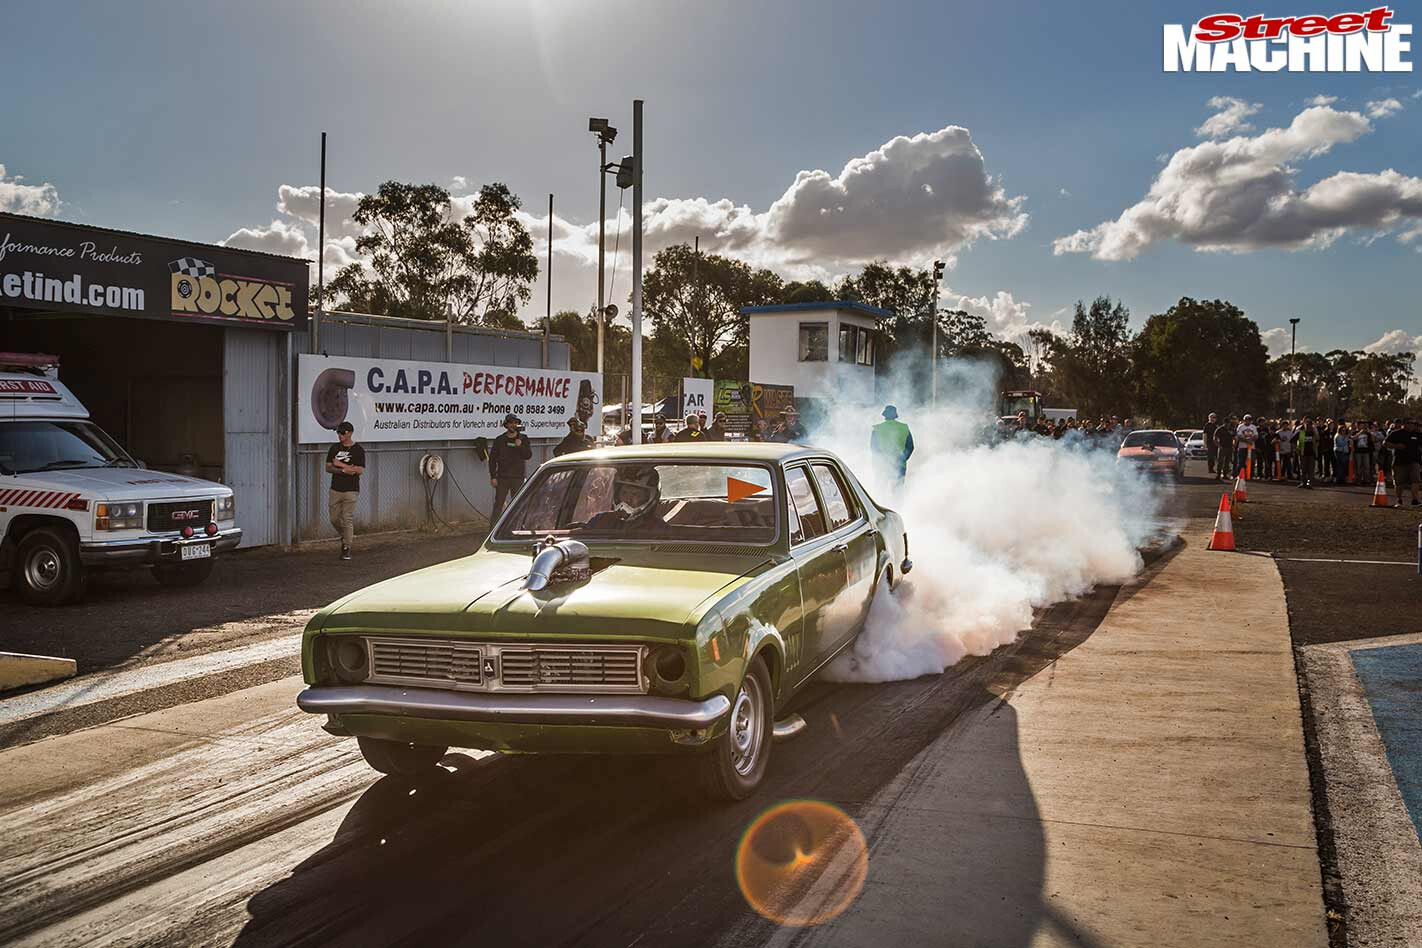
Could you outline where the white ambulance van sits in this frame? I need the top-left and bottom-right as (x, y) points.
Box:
(0, 354), (240, 605)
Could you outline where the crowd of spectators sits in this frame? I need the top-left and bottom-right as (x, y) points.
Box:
(1201, 413), (1422, 506)
(996, 411), (1138, 445)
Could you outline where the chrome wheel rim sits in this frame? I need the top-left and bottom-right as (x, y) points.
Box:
(730, 674), (764, 777)
(25, 547), (62, 591)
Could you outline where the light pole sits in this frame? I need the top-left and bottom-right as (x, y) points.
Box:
(1289, 317), (1301, 417)
(930, 259), (945, 407)
(588, 118), (618, 375)
(631, 99), (644, 445)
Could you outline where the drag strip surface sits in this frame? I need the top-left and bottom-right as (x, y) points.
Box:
(0, 579), (1129, 947)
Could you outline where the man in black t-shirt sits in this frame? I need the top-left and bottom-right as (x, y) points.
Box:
(489, 414), (534, 522)
(325, 422), (365, 560)
(1385, 418), (1422, 507)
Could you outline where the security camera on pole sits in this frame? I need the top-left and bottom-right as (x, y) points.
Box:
(588, 117), (618, 375)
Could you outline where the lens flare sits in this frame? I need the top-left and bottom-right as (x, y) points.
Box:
(736, 800), (868, 926)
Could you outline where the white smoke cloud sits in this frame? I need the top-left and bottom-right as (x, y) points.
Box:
(1307, 95), (1339, 107)
(0, 163), (61, 217)
(1365, 97), (1403, 119)
(1054, 105), (1422, 260)
(1196, 96), (1262, 138)
(817, 359), (1159, 683)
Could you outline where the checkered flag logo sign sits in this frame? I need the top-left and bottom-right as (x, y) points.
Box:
(169, 257), (216, 279)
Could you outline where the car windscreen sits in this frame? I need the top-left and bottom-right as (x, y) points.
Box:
(496, 462), (778, 544)
(1122, 432), (1178, 449)
(0, 421), (134, 474)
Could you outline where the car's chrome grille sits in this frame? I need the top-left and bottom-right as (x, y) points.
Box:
(368, 639), (482, 689)
(359, 639), (644, 694)
(498, 647), (642, 691)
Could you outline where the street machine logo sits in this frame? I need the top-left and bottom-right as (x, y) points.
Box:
(170, 257), (296, 323)
(1165, 6), (1414, 71)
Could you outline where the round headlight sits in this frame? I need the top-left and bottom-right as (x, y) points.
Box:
(332, 639), (368, 682)
(654, 647), (686, 682)
(648, 645), (689, 695)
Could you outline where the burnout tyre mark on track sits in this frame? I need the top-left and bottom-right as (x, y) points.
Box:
(0, 710), (371, 944)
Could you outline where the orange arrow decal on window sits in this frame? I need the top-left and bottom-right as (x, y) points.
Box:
(727, 477), (766, 504)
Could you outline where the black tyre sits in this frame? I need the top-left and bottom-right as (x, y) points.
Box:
(15, 527), (85, 606)
(152, 558), (215, 587)
(699, 657), (773, 801)
(357, 737), (448, 778)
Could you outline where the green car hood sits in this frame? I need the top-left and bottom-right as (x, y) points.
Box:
(319, 546), (774, 641)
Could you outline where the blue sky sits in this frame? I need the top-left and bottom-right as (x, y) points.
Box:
(4, 0), (1419, 357)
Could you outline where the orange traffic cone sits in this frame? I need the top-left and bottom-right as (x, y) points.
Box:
(1347, 454), (1356, 484)
(1233, 472), (1248, 505)
(1208, 493), (1236, 551)
(1245, 448), (1253, 480)
(1274, 458), (1282, 482)
(1371, 467), (1390, 507)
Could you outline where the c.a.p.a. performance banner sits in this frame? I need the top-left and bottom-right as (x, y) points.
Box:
(298, 354), (601, 443)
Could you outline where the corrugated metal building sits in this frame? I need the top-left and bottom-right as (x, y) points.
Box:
(291, 311), (570, 544)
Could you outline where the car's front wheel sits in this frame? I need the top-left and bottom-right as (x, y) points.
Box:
(357, 737), (448, 779)
(699, 657), (772, 801)
(16, 527), (85, 606)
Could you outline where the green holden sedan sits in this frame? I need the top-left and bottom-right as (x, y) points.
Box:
(297, 442), (911, 799)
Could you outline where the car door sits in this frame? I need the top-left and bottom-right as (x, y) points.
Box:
(784, 464), (849, 683)
(811, 461), (876, 651)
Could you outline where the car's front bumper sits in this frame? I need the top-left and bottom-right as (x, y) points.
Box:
(298, 684), (732, 752)
(80, 527), (242, 566)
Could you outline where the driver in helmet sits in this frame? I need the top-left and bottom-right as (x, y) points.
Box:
(584, 465), (669, 533)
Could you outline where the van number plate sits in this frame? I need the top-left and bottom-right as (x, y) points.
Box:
(180, 543), (211, 561)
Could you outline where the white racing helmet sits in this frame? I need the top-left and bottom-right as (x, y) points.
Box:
(611, 465), (662, 519)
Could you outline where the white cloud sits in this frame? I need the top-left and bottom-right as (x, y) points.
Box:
(273, 184), (365, 239)
(1196, 96), (1262, 138)
(0, 163), (61, 216)
(450, 175), (469, 192)
(513, 125), (1025, 280)
(1059, 188), (1071, 198)
(1365, 97), (1403, 119)
(1363, 329), (1422, 356)
(1413, 89), (1422, 100)
(221, 184), (367, 275)
(944, 288), (1032, 339)
(1054, 105), (1422, 260)
(760, 126), (1026, 264)
(1307, 95), (1338, 107)
(230, 126), (1026, 324)
(1260, 327), (1292, 359)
